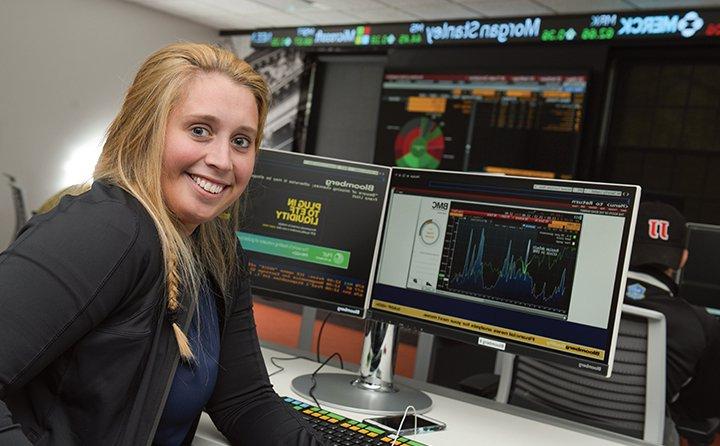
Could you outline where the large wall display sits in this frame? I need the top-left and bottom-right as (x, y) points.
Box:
(248, 9), (720, 49)
(374, 72), (588, 178)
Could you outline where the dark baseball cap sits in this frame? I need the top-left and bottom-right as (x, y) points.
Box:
(630, 201), (687, 270)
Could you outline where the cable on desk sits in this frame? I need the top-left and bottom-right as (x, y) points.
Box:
(268, 355), (311, 377)
(308, 351), (344, 410)
(391, 405), (417, 446)
(316, 312), (332, 363)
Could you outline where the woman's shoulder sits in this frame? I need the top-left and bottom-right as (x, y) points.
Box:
(64, 181), (148, 218)
(16, 181), (161, 268)
(46, 181), (154, 228)
(0, 182), (164, 308)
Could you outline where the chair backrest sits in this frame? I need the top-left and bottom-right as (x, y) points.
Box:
(5, 174), (27, 240)
(495, 304), (667, 444)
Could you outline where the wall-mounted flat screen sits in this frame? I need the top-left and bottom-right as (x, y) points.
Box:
(374, 72), (588, 178)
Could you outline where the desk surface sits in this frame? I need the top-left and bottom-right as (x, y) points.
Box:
(194, 346), (651, 446)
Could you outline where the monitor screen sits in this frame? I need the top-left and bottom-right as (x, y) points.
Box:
(374, 72), (588, 178)
(368, 168), (640, 376)
(238, 149), (391, 317)
(679, 223), (720, 315)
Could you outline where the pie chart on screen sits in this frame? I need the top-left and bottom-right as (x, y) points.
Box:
(394, 117), (444, 169)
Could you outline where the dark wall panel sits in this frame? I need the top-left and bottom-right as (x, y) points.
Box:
(310, 55), (387, 163)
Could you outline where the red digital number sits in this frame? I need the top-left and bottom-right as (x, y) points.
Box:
(705, 23), (720, 36)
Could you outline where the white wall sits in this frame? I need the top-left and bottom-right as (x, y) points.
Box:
(0, 0), (221, 248)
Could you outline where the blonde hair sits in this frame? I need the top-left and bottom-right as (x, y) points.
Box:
(94, 42), (270, 360)
(36, 183), (92, 214)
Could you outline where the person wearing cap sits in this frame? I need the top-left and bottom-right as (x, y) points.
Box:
(625, 201), (720, 421)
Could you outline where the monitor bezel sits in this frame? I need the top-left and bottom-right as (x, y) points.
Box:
(679, 222), (720, 313)
(242, 148), (392, 319)
(367, 167), (641, 377)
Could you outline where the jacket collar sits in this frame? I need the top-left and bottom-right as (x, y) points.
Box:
(627, 266), (678, 297)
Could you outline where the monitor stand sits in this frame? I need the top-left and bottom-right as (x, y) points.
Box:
(291, 319), (433, 415)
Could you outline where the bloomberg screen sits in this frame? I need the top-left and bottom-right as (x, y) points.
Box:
(374, 72), (588, 178)
(238, 149), (390, 317)
(369, 168), (640, 375)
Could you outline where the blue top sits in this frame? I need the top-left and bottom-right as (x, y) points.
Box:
(153, 285), (221, 445)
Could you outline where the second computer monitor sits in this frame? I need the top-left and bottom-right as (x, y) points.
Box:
(238, 149), (391, 317)
(369, 168), (640, 376)
(680, 223), (720, 316)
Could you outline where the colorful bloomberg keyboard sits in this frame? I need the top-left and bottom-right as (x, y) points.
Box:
(283, 396), (430, 446)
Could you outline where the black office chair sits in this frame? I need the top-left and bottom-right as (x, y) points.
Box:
(495, 304), (668, 444)
(4, 173), (28, 241)
(460, 304), (719, 445)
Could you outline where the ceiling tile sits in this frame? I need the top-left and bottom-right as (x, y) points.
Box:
(204, 16), (265, 29)
(126, 0), (277, 28)
(196, 0), (278, 15)
(251, 0), (325, 13)
(255, 11), (315, 27)
(126, 0), (720, 30)
(217, 12), (300, 29)
(399, 2), (478, 20)
(294, 9), (364, 25)
(458, 0), (554, 17)
(350, 7), (422, 22)
(376, 0), (458, 6)
(534, 0), (635, 13)
(314, 0), (388, 10)
(206, 13), (274, 28)
(125, 0), (204, 16)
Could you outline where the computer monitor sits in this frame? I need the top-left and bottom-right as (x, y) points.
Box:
(679, 223), (720, 316)
(242, 150), (432, 415)
(239, 148), (391, 317)
(369, 168), (641, 377)
(374, 72), (588, 178)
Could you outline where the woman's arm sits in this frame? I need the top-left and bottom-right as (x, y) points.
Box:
(0, 196), (148, 442)
(205, 276), (324, 445)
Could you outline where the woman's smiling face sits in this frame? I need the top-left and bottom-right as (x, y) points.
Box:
(161, 71), (258, 234)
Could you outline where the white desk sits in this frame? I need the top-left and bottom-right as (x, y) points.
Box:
(194, 346), (652, 446)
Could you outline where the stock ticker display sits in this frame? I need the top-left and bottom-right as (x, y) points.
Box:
(238, 149), (390, 316)
(251, 10), (720, 49)
(374, 73), (587, 178)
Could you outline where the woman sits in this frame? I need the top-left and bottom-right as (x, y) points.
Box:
(0, 43), (323, 445)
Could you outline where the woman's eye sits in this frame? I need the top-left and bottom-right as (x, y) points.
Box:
(190, 126), (210, 137)
(233, 136), (252, 149)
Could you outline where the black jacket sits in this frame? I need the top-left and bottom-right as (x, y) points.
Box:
(0, 182), (323, 445)
(624, 266), (720, 419)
